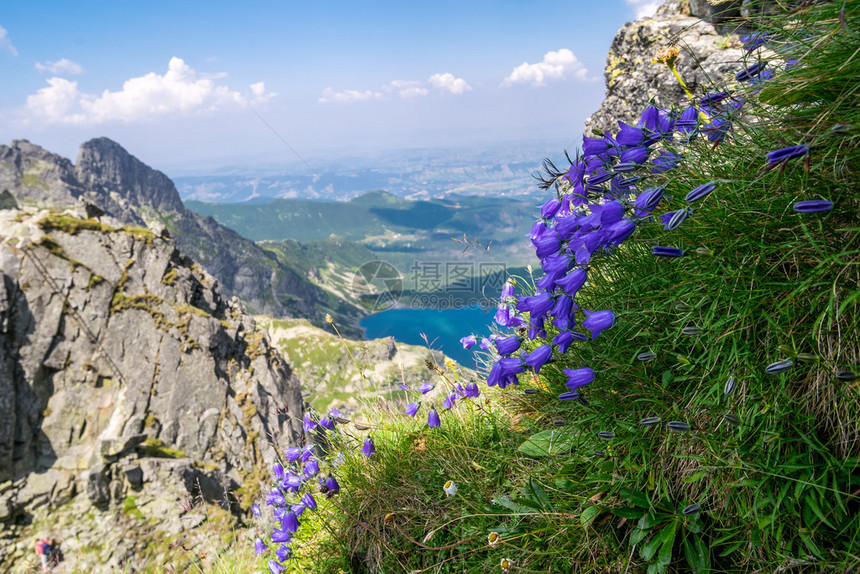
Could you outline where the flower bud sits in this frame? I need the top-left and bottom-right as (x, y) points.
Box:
(681, 504), (701, 515)
(796, 353), (818, 363)
(778, 345), (796, 357)
(674, 302), (691, 312)
(695, 247), (713, 257)
(836, 370), (857, 381)
(765, 360), (793, 374)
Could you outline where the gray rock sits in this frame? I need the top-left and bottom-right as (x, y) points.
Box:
(0, 210), (306, 572)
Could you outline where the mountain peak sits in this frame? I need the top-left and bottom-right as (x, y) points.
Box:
(75, 137), (185, 214)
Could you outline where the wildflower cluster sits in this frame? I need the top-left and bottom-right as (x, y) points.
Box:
(458, 21), (837, 408)
(251, 410), (351, 572)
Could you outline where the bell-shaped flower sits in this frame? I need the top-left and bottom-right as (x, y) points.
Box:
(303, 413), (317, 431)
(268, 560), (286, 574)
(555, 268), (587, 297)
(267, 488), (286, 507)
(652, 151), (681, 174)
(275, 545), (292, 562)
(282, 511), (300, 533)
(616, 121), (646, 146)
(254, 538), (267, 555)
(494, 335), (522, 356)
(564, 367), (595, 390)
(516, 292), (554, 319)
(284, 447), (302, 462)
(540, 197), (562, 219)
(735, 61), (767, 82)
(420, 382), (435, 394)
(361, 437), (376, 458)
(301, 492), (317, 511)
(427, 407), (441, 428)
(620, 146), (649, 164)
(460, 335), (477, 349)
(405, 401), (421, 417)
(582, 310), (615, 339)
(522, 344), (553, 374)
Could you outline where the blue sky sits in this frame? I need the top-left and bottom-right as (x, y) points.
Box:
(0, 0), (658, 172)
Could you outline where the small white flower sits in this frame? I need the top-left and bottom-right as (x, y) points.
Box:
(488, 531), (501, 547)
(443, 480), (458, 497)
(500, 557), (514, 572)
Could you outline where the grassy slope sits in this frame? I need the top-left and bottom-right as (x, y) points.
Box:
(268, 4), (860, 574)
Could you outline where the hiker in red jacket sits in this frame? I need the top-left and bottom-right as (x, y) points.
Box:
(35, 538), (53, 571)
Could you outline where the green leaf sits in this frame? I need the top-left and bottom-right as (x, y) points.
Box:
(630, 527), (649, 546)
(662, 370), (674, 385)
(517, 429), (575, 457)
(683, 469), (709, 483)
(611, 506), (646, 519)
(619, 487), (650, 508)
(657, 522), (677, 566)
(581, 505), (601, 528)
(683, 534), (711, 573)
(640, 527), (667, 561)
(493, 496), (534, 515)
(805, 495), (836, 529)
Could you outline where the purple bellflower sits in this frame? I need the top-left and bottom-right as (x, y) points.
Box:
(460, 335), (477, 349)
(522, 344), (553, 374)
(582, 310), (615, 339)
(564, 367), (595, 390)
(427, 408), (441, 428)
(361, 437), (376, 458)
(405, 401), (421, 417)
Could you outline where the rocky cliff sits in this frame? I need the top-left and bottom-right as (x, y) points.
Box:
(584, 0), (780, 136)
(0, 138), (364, 335)
(0, 206), (305, 572)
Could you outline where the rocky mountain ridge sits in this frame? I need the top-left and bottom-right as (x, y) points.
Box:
(0, 138), (364, 336)
(584, 0), (781, 136)
(0, 205), (305, 572)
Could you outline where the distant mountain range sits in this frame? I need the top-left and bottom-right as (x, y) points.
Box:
(185, 190), (538, 310)
(173, 140), (570, 203)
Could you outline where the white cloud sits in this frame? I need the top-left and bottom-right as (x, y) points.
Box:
(25, 57), (273, 125)
(0, 25), (17, 56)
(35, 58), (84, 76)
(624, 0), (660, 18)
(319, 87), (383, 104)
(502, 49), (593, 87)
(428, 73), (471, 95)
(383, 80), (428, 99)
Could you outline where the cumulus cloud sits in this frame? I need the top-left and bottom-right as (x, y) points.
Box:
(319, 87), (383, 104)
(35, 58), (84, 76)
(502, 49), (593, 87)
(0, 25), (17, 56)
(428, 73), (471, 95)
(321, 73), (472, 104)
(624, 0), (660, 18)
(382, 80), (429, 99)
(25, 57), (273, 125)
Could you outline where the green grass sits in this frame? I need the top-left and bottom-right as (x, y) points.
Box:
(232, 3), (860, 573)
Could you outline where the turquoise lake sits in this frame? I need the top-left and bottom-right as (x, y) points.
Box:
(359, 306), (497, 366)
